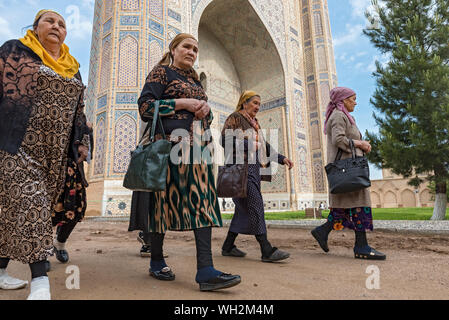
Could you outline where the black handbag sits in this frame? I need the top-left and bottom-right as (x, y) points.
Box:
(325, 139), (371, 194)
(123, 101), (172, 192)
(216, 163), (248, 198)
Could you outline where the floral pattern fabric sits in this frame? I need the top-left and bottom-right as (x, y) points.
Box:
(327, 207), (373, 232)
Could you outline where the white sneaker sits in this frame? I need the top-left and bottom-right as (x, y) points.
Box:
(0, 269), (28, 290)
(27, 276), (51, 300)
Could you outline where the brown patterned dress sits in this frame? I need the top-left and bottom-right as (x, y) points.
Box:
(0, 65), (84, 264)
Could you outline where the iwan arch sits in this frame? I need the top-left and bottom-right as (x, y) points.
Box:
(84, 0), (338, 216)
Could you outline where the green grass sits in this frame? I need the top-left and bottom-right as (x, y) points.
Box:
(222, 207), (449, 221)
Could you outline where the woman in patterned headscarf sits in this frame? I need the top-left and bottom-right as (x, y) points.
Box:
(133, 33), (241, 291)
(311, 87), (386, 260)
(220, 91), (294, 262)
(0, 10), (90, 299)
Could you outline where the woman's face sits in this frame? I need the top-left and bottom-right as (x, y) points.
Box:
(34, 12), (67, 48)
(172, 38), (198, 69)
(343, 95), (357, 112)
(244, 96), (261, 118)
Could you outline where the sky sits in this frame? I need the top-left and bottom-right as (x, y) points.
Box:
(0, 0), (384, 179)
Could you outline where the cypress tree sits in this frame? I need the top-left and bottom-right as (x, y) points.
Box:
(364, 0), (449, 220)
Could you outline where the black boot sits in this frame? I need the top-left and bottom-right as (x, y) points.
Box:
(353, 231), (386, 260)
(256, 234), (289, 262)
(222, 231), (246, 257)
(311, 220), (334, 252)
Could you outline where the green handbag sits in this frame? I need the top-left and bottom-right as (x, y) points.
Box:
(123, 101), (172, 192)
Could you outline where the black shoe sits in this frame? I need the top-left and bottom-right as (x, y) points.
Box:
(354, 246), (386, 260)
(140, 245), (151, 257)
(261, 248), (290, 262)
(149, 267), (175, 281)
(54, 246), (69, 263)
(45, 260), (51, 272)
(222, 246), (246, 257)
(199, 273), (241, 291)
(311, 226), (330, 253)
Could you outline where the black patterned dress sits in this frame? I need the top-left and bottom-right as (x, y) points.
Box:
(131, 65), (222, 234)
(0, 65), (84, 264)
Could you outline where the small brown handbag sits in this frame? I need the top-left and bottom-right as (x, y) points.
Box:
(216, 164), (248, 198)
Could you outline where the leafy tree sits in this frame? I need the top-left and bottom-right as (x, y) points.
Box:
(364, 0), (449, 220)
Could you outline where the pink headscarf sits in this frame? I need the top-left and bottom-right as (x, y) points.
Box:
(323, 87), (356, 134)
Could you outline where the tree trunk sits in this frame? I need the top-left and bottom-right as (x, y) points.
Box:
(431, 182), (447, 220)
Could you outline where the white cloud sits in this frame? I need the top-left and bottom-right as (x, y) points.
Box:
(0, 17), (15, 40)
(65, 5), (93, 40)
(332, 23), (364, 47)
(349, 0), (372, 19)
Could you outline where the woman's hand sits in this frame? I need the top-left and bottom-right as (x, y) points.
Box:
(283, 158), (294, 170)
(77, 145), (89, 164)
(194, 101), (211, 120)
(354, 140), (372, 153)
(176, 98), (202, 113)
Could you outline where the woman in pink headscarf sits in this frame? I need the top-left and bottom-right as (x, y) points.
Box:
(311, 87), (386, 260)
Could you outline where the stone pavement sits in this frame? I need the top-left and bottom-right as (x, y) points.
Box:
(86, 216), (449, 234)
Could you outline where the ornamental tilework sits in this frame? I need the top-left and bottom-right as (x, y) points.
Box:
(294, 90), (305, 129)
(313, 12), (324, 36)
(313, 160), (325, 192)
(149, 40), (163, 70)
(116, 92), (138, 104)
(118, 36), (139, 87)
(103, 19), (112, 34)
(120, 15), (139, 25)
(103, 1), (114, 21)
(97, 95), (107, 110)
(167, 8), (181, 22)
(258, 108), (287, 193)
(149, 19), (164, 35)
(297, 146), (310, 192)
(105, 196), (132, 216)
(113, 115), (137, 173)
(94, 116), (106, 176)
(99, 34), (112, 93)
(150, 0), (164, 20)
(121, 0), (139, 10)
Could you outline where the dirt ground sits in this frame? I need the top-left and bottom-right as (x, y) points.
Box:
(1, 220), (449, 300)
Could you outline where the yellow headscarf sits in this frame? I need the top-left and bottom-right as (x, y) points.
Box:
(19, 10), (80, 79)
(236, 90), (260, 112)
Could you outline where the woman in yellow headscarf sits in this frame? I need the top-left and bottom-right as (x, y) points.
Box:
(219, 91), (294, 262)
(0, 10), (90, 300)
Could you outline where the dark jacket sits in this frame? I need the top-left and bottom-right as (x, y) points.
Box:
(0, 39), (90, 185)
(221, 112), (286, 183)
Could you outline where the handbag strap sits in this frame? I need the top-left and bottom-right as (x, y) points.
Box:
(334, 139), (357, 161)
(138, 101), (167, 145)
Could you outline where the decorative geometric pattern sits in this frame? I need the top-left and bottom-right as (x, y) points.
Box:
(116, 92), (138, 104)
(103, 19), (112, 34)
(149, 40), (163, 70)
(113, 115), (137, 173)
(303, 13), (311, 40)
(313, 159), (326, 192)
(94, 116), (106, 176)
(103, 1), (114, 21)
(99, 34), (112, 93)
(97, 95), (107, 110)
(317, 45), (328, 72)
(167, 8), (181, 22)
(149, 20), (164, 35)
(258, 108), (287, 193)
(296, 146), (310, 192)
(307, 83), (318, 111)
(313, 12), (324, 36)
(294, 90), (305, 129)
(105, 195), (133, 216)
(121, 0), (140, 10)
(118, 36), (139, 87)
(120, 15), (140, 25)
(150, 0), (164, 20)
(320, 81), (330, 109)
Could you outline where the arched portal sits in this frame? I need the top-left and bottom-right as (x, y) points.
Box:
(197, 0), (288, 194)
(198, 0), (285, 107)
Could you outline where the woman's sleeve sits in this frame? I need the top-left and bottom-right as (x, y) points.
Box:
(138, 65), (176, 122)
(330, 112), (352, 153)
(0, 43), (5, 101)
(266, 142), (286, 165)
